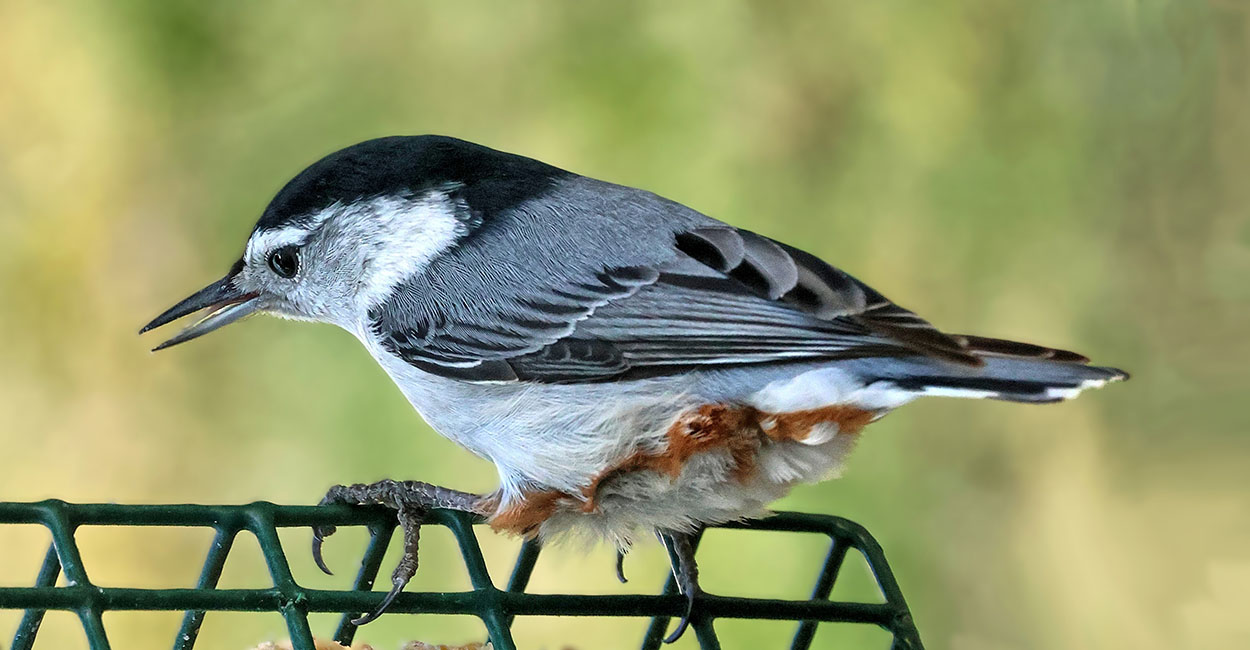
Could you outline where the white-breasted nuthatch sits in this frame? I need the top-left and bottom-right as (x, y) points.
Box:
(142, 136), (1126, 642)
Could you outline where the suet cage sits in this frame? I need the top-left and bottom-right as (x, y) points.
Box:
(0, 501), (923, 649)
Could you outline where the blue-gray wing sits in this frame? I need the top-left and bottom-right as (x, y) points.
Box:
(370, 215), (979, 383)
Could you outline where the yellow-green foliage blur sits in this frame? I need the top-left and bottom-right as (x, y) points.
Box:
(1, 2), (1247, 649)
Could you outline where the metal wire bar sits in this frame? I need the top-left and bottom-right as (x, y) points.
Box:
(791, 535), (851, 650)
(441, 510), (517, 650)
(2, 586), (904, 619)
(250, 511), (316, 650)
(42, 502), (111, 650)
(639, 573), (680, 649)
(173, 528), (236, 650)
(331, 518), (396, 646)
(0, 501), (924, 649)
(11, 545), (61, 650)
(500, 537), (541, 635)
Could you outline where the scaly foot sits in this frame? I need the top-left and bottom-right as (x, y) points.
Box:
(312, 479), (486, 624)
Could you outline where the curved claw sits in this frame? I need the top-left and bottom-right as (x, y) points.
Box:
(351, 578), (405, 626)
(615, 548), (628, 584)
(663, 590), (697, 644)
(663, 613), (692, 644)
(311, 525), (337, 576)
(352, 504), (423, 626)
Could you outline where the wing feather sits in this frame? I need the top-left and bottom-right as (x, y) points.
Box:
(374, 219), (979, 383)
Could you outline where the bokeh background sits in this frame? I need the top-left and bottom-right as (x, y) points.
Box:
(1, 1), (1247, 648)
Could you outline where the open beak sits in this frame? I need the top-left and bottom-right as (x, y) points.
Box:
(140, 260), (261, 351)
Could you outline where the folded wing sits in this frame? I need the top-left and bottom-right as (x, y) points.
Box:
(371, 222), (990, 383)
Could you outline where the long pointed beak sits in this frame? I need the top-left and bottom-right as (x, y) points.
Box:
(141, 261), (261, 351)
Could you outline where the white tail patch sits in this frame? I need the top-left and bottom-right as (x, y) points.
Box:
(913, 375), (1118, 402)
(1042, 377), (1113, 401)
(916, 386), (998, 399)
(746, 367), (917, 415)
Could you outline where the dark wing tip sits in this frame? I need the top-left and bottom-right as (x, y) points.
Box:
(957, 335), (1094, 364)
(1103, 366), (1131, 382)
(854, 308), (984, 366)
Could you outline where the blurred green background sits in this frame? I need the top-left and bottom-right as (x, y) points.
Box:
(1, 1), (1247, 648)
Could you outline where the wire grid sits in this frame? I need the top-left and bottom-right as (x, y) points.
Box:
(0, 500), (923, 649)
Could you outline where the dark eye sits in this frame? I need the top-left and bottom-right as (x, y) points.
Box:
(267, 246), (300, 278)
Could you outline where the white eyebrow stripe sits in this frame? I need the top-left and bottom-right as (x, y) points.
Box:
(245, 202), (343, 261)
(246, 227), (310, 260)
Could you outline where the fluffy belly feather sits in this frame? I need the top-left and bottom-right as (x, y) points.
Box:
(487, 400), (881, 546)
(375, 347), (904, 546)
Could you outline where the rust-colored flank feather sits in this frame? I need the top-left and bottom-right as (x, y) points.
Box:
(487, 402), (880, 536)
(488, 489), (570, 537)
(484, 402), (882, 536)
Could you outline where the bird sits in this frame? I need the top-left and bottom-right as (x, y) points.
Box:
(142, 135), (1127, 642)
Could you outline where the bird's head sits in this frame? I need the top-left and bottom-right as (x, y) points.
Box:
(141, 135), (564, 350)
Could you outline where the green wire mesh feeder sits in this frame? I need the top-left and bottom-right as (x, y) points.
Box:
(0, 500), (923, 649)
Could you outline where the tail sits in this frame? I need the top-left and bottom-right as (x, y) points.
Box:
(861, 335), (1129, 404)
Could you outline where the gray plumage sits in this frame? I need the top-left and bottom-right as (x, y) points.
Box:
(368, 173), (1008, 385)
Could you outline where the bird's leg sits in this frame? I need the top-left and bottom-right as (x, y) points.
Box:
(311, 479), (487, 625)
(659, 527), (704, 644)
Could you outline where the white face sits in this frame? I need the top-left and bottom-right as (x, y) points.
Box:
(233, 189), (470, 329)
